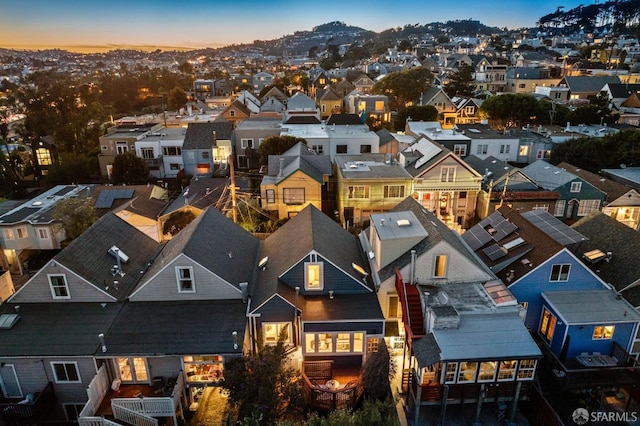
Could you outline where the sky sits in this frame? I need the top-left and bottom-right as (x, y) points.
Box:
(0, 0), (592, 53)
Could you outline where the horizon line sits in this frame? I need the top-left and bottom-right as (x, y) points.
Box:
(0, 43), (227, 54)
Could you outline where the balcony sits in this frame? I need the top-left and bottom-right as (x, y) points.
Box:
(302, 361), (363, 411)
(0, 382), (56, 425)
(142, 156), (163, 169)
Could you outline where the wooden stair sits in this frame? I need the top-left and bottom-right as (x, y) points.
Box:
(404, 284), (425, 336)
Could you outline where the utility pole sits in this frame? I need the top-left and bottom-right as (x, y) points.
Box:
(228, 154), (238, 223)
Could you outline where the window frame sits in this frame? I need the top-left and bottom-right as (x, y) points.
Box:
(51, 361), (81, 384)
(433, 255), (447, 278)
(383, 185), (405, 199)
(497, 360), (517, 381)
(578, 199), (600, 216)
(176, 266), (196, 293)
(549, 264), (570, 282)
(48, 274), (70, 299)
(240, 138), (254, 149)
(570, 181), (582, 193)
(478, 361), (498, 382)
(283, 187), (305, 205)
(477, 144), (488, 155)
(516, 359), (536, 380)
(348, 185), (370, 199)
(593, 325), (615, 340)
(540, 307), (557, 344)
(457, 361), (478, 383)
(553, 200), (566, 217)
(440, 166), (456, 182)
(38, 228), (49, 239)
(265, 189), (275, 204)
(263, 322), (292, 345)
(304, 262), (324, 291)
(140, 147), (154, 159)
(4, 229), (14, 240)
(453, 144), (467, 156)
(336, 145), (347, 154)
(16, 226), (27, 239)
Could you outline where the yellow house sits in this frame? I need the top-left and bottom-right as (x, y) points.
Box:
(260, 142), (333, 219)
(335, 154), (414, 230)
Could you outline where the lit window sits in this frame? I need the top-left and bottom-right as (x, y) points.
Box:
(305, 334), (316, 353)
(540, 308), (557, 343)
(434, 255), (447, 278)
(550, 264), (570, 282)
(498, 360), (516, 381)
(457, 361), (478, 383)
(367, 337), (379, 353)
(4, 229), (14, 240)
(51, 362), (81, 383)
(305, 262), (323, 290)
(49, 274), (70, 299)
(578, 200), (600, 216)
(478, 361), (497, 382)
(176, 266), (195, 293)
(384, 185), (405, 198)
(318, 333), (332, 352)
(16, 227), (27, 239)
(593, 325), (614, 340)
(353, 333), (363, 352)
(375, 100), (385, 111)
(532, 204), (549, 212)
(517, 359), (536, 380)
(35, 147), (52, 165)
(445, 362), (458, 383)
(570, 182), (582, 193)
(264, 322), (291, 344)
(336, 333), (350, 352)
(518, 145), (529, 156)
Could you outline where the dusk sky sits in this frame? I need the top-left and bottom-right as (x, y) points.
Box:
(1, 1), (591, 52)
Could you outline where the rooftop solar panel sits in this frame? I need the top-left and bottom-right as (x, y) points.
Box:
(483, 243), (508, 261)
(95, 188), (135, 209)
(521, 209), (587, 246)
(53, 186), (76, 196)
(461, 226), (493, 250)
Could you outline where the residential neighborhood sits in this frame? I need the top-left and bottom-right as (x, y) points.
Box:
(2, 4), (640, 425)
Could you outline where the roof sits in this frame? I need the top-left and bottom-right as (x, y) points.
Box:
(54, 212), (161, 301)
(571, 211), (640, 306)
(557, 162), (630, 202)
(183, 119), (233, 150)
(284, 116), (321, 125)
(603, 167), (640, 190)
(225, 100), (253, 117)
(433, 312), (542, 361)
(335, 154), (413, 180)
(412, 333), (441, 368)
(603, 83), (640, 99)
(93, 185), (170, 220)
(0, 302), (121, 356)
(326, 114), (363, 125)
(521, 160), (579, 190)
(102, 300), (246, 356)
(607, 189), (640, 207)
(464, 155), (510, 183)
(560, 76), (621, 94)
(520, 209), (588, 246)
(0, 185), (89, 225)
(542, 290), (640, 324)
(376, 128), (396, 147)
(140, 207), (259, 291)
(264, 143), (332, 185)
(301, 293), (384, 322)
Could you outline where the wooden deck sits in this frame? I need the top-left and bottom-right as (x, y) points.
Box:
(302, 360), (363, 411)
(95, 383), (171, 417)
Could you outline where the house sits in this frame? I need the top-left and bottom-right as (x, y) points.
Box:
(557, 76), (621, 100)
(452, 97), (483, 125)
(601, 189), (640, 231)
(360, 197), (540, 424)
(182, 119), (233, 176)
(602, 166), (640, 191)
(323, 114), (380, 159)
(334, 154), (413, 230)
(399, 138), (482, 230)
(98, 123), (161, 179)
(456, 124), (519, 162)
(557, 162), (630, 205)
(220, 100), (252, 128)
(376, 129), (414, 156)
(134, 126), (186, 179)
(351, 74), (375, 94)
(260, 142), (333, 220)
(260, 86), (287, 114)
(193, 79), (215, 101)
(417, 87), (457, 129)
(344, 94), (390, 127)
(316, 87), (343, 119)
(0, 184), (90, 274)
(473, 57), (509, 93)
(520, 161), (606, 221)
(253, 72), (273, 93)
(233, 117), (281, 170)
(247, 204), (384, 410)
(505, 67), (561, 94)
(30, 136), (59, 179)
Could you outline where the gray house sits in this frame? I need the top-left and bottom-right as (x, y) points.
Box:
(182, 119), (233, 176)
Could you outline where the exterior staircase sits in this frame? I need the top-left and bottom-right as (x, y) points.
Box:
(404, 284), (425, 336)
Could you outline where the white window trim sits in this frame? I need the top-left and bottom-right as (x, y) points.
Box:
(516, 359), (537, 381)
(16, 226), (27, 239)
(477, 361), (498, 383)
(4, 229), (14, 240)
(570, 181), (582, 193)
(176, 266), (196, 293)
(263, 322), (292, 345)
(549, 264), (571, 282)
(48, 274), (71, 300)
(51, 361), (81, 384)
(38, 228), (49, 239)
(304, 262), (324, 291)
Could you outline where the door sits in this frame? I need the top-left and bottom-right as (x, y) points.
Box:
(388, 295), (399, 318)
(116, 357), (149, 383)
(0, 364), (23, 398)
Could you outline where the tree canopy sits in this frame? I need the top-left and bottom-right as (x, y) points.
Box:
(110, 152), (150, 184)
(479, 93), (543, 128)
(444, 63), (476, 97)
(258, 135), (308, 166)
(52, 197), (96, 242)
(395, 105), (439, 130)
(371, 67), (433, 109)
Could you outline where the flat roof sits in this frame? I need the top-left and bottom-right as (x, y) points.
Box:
(370, 211), (428, 241)
(542, 290), (640, 324)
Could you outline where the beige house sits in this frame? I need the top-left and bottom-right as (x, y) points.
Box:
(602, 189), (640, 231)
(417, 87), (457, 129)
(260, 142), (332, 219)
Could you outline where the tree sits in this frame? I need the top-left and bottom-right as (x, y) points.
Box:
(167, 87), (187, 111)
(110, 152), (149, 184)
(258, 135), (307, 166)
(222, 336), (304, 424)
(52, 197), (96, 242)
(360, 340), (396, 400)
(479, 93), (541, 128)
(276, 398), (400, 426)
(371, 67), (433, 109)
(44, 152), (96, 185)
(395, 105), (438, 130)
(444, 64), (476, 97)
(162, 210), (196, 237)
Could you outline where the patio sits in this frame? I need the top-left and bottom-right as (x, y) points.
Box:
(302, 360), (363, 411)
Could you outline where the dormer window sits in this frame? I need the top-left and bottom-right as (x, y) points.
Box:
(176, 266), (195, 293)
(305, 262), (323, 290)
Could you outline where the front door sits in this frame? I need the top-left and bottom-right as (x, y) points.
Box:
(0, 364), (23, 398)
(116, 357), (149, 384)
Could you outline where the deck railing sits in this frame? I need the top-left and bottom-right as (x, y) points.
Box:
(0, 381), (56, 423)
(302, 373), (361, 411)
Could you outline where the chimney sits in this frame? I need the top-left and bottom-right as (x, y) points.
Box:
(278, 158), (284, 177)
(239, 282), (248, 303)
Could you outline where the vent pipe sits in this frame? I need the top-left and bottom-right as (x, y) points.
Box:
(410, 250), (417, 285)
(239, 282), (248, 303)
(98, 333), (107, 353)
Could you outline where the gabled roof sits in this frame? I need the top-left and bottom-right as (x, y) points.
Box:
(520, 160), (579, 190)
(571, 211), (640, 306)
(224, 100), (253, 117)
(319, 88), (341, 102)
(557, 162), (630, 202)
(464, 155), (510, 183)
(139, 207), (259, 290)
(53, 212), (161, 301)
(559, 76), (621, 94)
(265, 142), (332, 184)
(287, 92), (316, 110)
(606, 188), (640, 207)
(94, 184), (170, 220)
(602, 83), (640, 99)
(260, 86), (288, 103)
(183, 119), (233, 150)
(419, 86), (453, 106)
(376, 128), (396, 147)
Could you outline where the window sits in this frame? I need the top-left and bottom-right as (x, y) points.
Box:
(531, 204), (548, 212)
(570, 181), (582, 192)
(477, 144), (488, 155)
(283, 188), (305, 204)
(35, 148), (52, 165)
(540, 308), (557, 343)
(464, 106), (475, 115)
(336, 145), (347, 154)
(453, 144), (467, 156)
(169, 163), (180, 170)
(16, 227), (27, 239)
(578, 200), (600, 216)
(354, 333), (364, 352)
(321, 104), (326, 113)
(384, 185), (405, 198)
(49, 274), (70, 299)
(445, 362), (458, 383)
(593, 325), (614, 340)
(434, 255), (447, 278)
(4, 229), (13, 240)
(201, 151), (210, 159)
(498, 360), (516, 381)
(360, 144), (372, 153)
(348, 186), (370, 199)
(458, 191), (467, 208)
(51, 362), (80, 383)
(500, 144), (510, 154)
(478, 361), (497, 382)
(518, 83), (526, 89)
(238, 155), (249, 169)
(517, 359), (536, 380)
(311, 145), (324, 154)
(440, 166), (456, 182)
(305, 262), (323, 290)
(229, 110), (236, 117)
(519, 145), (529, 156)
(38, 228), (48, 239)
(457, 362), (478, 383)
(265, 189), (275, 204)
(553, 200), (566, 217)
(241, 139), (254, 149)
(550, 264), (570, 282)
(162, 147), (181, 156)
(317, 333), (332, 352)
(116, 141), (128, 154)
(336, 333), (351, 352)
(367, 337), (379, 353)
(264, 322), (291, 344)
(140, 147), (154, 159)
(176, 266), (195, 293)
